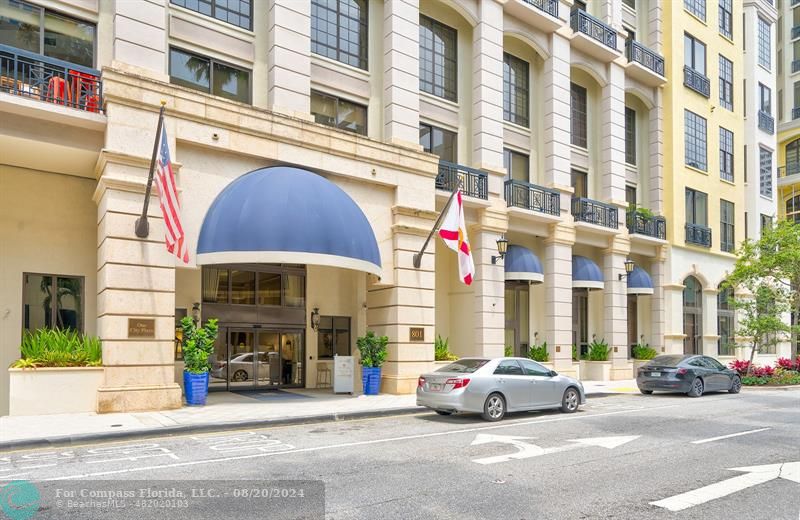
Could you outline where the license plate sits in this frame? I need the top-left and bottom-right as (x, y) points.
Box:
(430, 383), (442, 391)
(650, 372), (661, 377)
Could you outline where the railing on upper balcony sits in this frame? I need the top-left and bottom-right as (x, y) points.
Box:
(685, 223), (712, 248)
(758, 110), (775, 134)
(571, 197), (619, 229)
(625, 39), (665, 77)
(0, 44), (102, 113)
(436, 161), (489, 200)
(504, 179), (560, 216)
(683, 66), (710, 98)
(626, 211), (667, 240)
(793, 108), (800, 120)
(521, 0), (559, 18)
(778, 164), (800, 179)
(570, 9), (617, 50)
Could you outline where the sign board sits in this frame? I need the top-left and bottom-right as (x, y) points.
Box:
(333, 355), (354, 394)
(128, 318), (156, 339)
(409, 327), (425, 342)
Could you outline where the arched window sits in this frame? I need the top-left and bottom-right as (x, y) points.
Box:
(787, 195), (800, 224)
(717, 284), (734, 356)
(786, 139), (800, 174)
(683, 276), (703, 355)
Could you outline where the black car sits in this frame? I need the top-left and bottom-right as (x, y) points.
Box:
(636, 355), (742, 397)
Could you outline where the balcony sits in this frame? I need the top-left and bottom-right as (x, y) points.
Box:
(758, 110), (775, 134)
(571, 197), (619, 230)
(624, 39), (666, 87)
(778, 165), (800, 186)
(505, 179), (560, 216)
(436, 161), (488, 200)
(626, 210), (667, 241)
(505, 0), (561, 32)
(792, 26), (800, 40)
(683, 66), (710, 98)
(685, 223), (712, 248)
(793, 60), (800, 74)
(0, 44), (102, 113)
(793, 108), (800, 120)
(569, 9), (620, 62)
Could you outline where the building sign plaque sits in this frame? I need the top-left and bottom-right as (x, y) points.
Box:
(128, 318), (156, 339)
(409, 327), (425, 342)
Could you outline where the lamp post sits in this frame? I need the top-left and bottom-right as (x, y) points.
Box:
(491, 235), (509, 265)
(310, 307), (321, 330)
(618, 258), (636, 281)
(191, 302), (201, 325)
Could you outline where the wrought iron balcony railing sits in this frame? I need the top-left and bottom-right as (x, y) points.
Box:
(521, 0), (559, 18)
(571, 197), (618, 229)
(504, 179), (560, 216)
(626, 211), (667, 240)
(778, 164), (800, 179)
(625, 39), (665, 77)
(436, 161), (489, 200)
(793, 108), (800, 120)
(570, 9), (617, 50)
(0, 44), (102, 113)
(685, 223), (712, 247)
(683, 66), (710, 98)
(758, 110), (775, 134)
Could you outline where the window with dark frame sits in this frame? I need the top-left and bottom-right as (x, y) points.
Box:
(317, 316), (351, 359)
(787, 196), (800, 224)
(310, 90), (368, 136)
(718, 0), (733, 39)
(759, 146), (772, 198)
(759, 83), (772, 114)
(570, 82), (588, 148)
(419, 123), (457, 163)
(503, 148), (530, 182)
(760, 213), (772, 232)
(684, 0), (706, 21)
(719, 55), (733, 111)
(626, 185), (637, 208)
(419, 15), (457, 102)
(625, 107), (636, 165)
(684, 33), (706, 75)
(169, 48), (251, 103)
(717, 284), (734, 356)
(22, 273), (84, 332)
(685, 188), (708, 226)
(311, 0), (368, 70)
(623, 0), (635, 9)
(757, 17), (771, 70)
(171, 0), (252, 30)
(571, 169), (588, 199)
(684, 110), (707, 171)
(719, 127), (734, 182)
(503, 53), (529, 127)
(720, 199), (735, 253)
(201, 267), (305, 309)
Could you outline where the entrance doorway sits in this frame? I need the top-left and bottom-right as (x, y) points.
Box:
(504, 282), (530, 357)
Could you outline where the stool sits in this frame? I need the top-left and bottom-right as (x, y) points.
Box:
(316, 365), (331, 388)
(69, 70), (100, 112)
(46, 76), (71, 106)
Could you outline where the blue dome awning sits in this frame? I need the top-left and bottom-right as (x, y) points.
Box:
(572, 255), (604, 290)
(197, 166), (382, 275)
(627, 265), (654, 295)
(505, 245), (544, 283)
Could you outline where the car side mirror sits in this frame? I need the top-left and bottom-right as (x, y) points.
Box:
(549, 370), (558, 377)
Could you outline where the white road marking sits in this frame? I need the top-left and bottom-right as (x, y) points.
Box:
(471, 435), (640, 465)
(651, 462), (800, 512)
(691, 427), (771, 445)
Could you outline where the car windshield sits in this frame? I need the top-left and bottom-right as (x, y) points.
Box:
(436, 359), (488, 373)
(649, 355), (686, 367)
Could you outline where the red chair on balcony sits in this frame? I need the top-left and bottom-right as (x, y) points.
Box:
(69, 70), (100, 112)
(46, 76), (71, 106)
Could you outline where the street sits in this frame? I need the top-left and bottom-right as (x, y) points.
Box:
(1, 389), (798, 520)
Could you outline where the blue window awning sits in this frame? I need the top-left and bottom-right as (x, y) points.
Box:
(504, 245), (544, 283)
(572, 255), (604, 290)
(197, 166), (382, 275)
(627, 266), (654, 295)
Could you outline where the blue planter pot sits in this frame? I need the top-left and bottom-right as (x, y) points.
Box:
(184, 371), (209, 406)
(362, 367), (381, 395)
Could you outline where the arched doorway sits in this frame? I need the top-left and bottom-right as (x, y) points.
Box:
(683, 276), (703, 355)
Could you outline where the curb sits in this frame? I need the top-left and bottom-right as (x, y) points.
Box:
(742, 385), (800, 391)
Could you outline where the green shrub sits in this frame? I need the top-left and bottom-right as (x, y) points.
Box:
(357, 331), (388, 368)
(632, 342), (657, 360)
(528, 341), (549, 362)
(181, 317), (219, 374)
(11, 329), (102, 368)
(434, 335), (458, 361)
(572, 344), (578, 361)
(504, 345), (513, 357)
(587, 338), (610, 361)
(741, 376), (768, 386)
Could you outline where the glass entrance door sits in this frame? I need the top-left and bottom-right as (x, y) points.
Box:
(257, 331), (280, 387)
(228, 329), (255, 389)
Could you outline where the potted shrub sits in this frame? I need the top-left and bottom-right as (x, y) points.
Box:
(527, 337), (554, 371)
(434, 335), (458, 366)
(356, 331), (388, 395)
(632, 338), (658, 374)
(580, 337), (612, 381)
(181, 316), (218, 406)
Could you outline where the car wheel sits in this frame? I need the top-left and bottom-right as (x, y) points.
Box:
(728, 376), (742, 394)
(481, 393), (506, 422)
(435, 411), (452, 416)
(560, 387), (580, 413)
(639, 389), (653, 395)
(232, 369), (248, 382)
(687, 378), (704, 398)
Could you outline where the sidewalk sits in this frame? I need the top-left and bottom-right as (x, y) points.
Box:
(0, 381), (637, 450)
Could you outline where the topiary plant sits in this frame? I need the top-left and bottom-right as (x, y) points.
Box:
(357, 331), (388, 368)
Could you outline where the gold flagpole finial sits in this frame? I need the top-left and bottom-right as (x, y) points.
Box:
(160, 99), (167, 106)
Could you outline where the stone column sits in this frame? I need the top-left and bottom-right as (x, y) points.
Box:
(600, 62), (627, 206)
(663, 282), (686, 355)
(648, 89), (665, 215)
(702, 288), (720, 357)
(543, 32), (572, 193)
(543, 225), (575, 377)
(647, 0), (664, 54)
(267, 0), (311, 119)
(471, 0), (504, 174)
(383, 0), (420, 149)
(110, 0), (168, 80)
(603, 240), (631, 380)
(471, 212), (507, 358)
(649, 249), (667, 353)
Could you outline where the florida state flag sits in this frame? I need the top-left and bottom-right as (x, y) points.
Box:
(438, 190), (475, 285)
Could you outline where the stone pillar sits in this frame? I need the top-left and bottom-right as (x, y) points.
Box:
(603, 241), (631, 380)
(471, 213), (507, 358)
(111, 0), (168, 80)
(383, 0), (420, 149)
(267, 0), (311, 119)
(544, 225), (575, 377)
(471, 0), (504, 173)
(647, 0), (664, 54)
(648, 88), (665, 215)
(663, 281), (686, 355)
(702, 288), (719, 357)
(600, 62), (627, 207)
(543, 32), (572, 193)
(649, 249), (667, 353)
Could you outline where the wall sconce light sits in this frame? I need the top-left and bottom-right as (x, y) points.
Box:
(491, 235), (509, 265)
(191, 302), (201, 325)
(310, 307), (321, 330)
(618, 258), (635, 281)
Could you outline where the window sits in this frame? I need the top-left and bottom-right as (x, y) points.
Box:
(317, 316), (351, 359)
(685, 188), (708, 226)
(796, 82), (800, 111)
(169, 48), (250, 103)
(519, 359), (551, 377)
(626, 185), (637, 208)
(494, 360), (524, 375)
(570, 83), (588, 148)
(759, 83), (772, 114)
(0, 0), (95, 67)
(788, 139), (800, 172)
(684, 0), (706, 20)
(757, 17), (771, 69)
(719, 55), (733, 111)
(22, 273), (84, 332)
(744, 145), (748, 182)
(419, 123), (456, 162)
(718, 0), (733, 39)
(419, 15), (457, 101)
(759, 147), (773, 198)
(623, 0), (635, 9)
(171, 0), (252, 30)
(684, 110), (707, 171)
(503, 148), (529, 182)
(760, 213), (772, 231)
(310, 90), (367, 136)
(571, 169), (588, 199)
(311, 0), (368, 70)
(719, 127), (734, 182)
(572, 289), (589, 356)
(720, 199), (735, 252)
(202, 267), (305, 308)
(787, 196), (800, 223)
(625, 107), (636, 165)
(684, 34), (706, 75)
(503, 53), (529, 127)
(683, 276), (703, 355)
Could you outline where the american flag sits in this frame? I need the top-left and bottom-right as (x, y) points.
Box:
(154, 125), (189, 264)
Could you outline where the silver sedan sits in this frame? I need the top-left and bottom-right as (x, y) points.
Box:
(416, 357), (586, 421)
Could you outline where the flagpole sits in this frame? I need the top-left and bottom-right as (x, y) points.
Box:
(134, 100), (167, 238)
(412, 183), (461, 269)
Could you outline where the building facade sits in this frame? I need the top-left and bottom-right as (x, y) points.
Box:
(0, 0), (784, 416)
